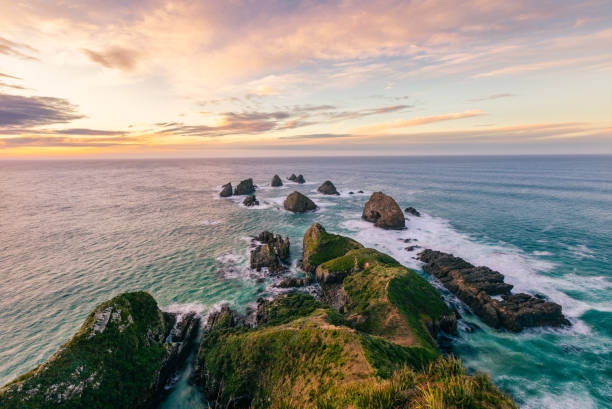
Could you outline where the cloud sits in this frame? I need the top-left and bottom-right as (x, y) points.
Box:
(0, 93), (84, 129)
(280, 133), (352, 140)
(470, 93), (515, 102)
(0, 135), (138, 148)
(356, 110), (484, 134)
(0, 36), (38, 60)
(82, 47), (140, 71)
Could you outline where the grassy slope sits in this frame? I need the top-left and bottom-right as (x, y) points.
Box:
(0, 292), (169, 409)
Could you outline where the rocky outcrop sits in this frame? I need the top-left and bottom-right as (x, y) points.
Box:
(234, 178), (255, 195)
(362, 192), (406, 229)
(405, 206), (421, 217)
(0, 292), (200, 409)
(317, 180), (339, 195)
(219, 182), (232, 197)
(283, 191), (317, 213)
(301, 222), (363, 273)
(243, 195), (259, 207)
(288, 174), (297, 181)
(271, 174), (283, 187)
(295, 174), (305, 184)
(276, 277), (306, 288)
(250, 231), (290, 274)
(418, 250), (570, 331)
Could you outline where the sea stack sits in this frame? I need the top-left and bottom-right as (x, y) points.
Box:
(250, 231), (290, 274)
(271, 174), (283, 187)
(219, 182), (233, 197)
(362, 192), (406, 229)
(234, 178), (255, 195)
(317, 180), (339, 195)
(288, 174), (297, 181)
(405, 206), (421, 217)
(295, 174), (306, 184)
(283, 191), (316, 213)
(243, 195), (259, 206)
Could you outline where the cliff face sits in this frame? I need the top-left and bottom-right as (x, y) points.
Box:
(194, 224), (517, 409)
(0, 292), (199, 409)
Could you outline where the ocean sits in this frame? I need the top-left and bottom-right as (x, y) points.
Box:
(0, 155), (610, 408)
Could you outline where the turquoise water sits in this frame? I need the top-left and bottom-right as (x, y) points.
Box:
(0, 156), (610, 408)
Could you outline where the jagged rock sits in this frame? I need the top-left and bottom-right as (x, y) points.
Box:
(219, 182), (232, 197)
(283, 191), (316, 213)
(295, 174), (305, 184)
(405, 245), (421, 251)
(0, 292), (200, 409)
(418, 249), (570, 331)
(206, 304), (239, 331)
(271, 174), (283, 187)
(362, 192), (405, 229)
(243, 195), (259, 207)
(288, 174), (297, 181)
(405, 207), (421, 217)
(317, 180), (339, 195)
(250, 231), (290, 274)
(276, 277), (306, 288)
(234, 178), (255, 195)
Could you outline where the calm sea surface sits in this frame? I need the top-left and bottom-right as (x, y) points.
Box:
(0, 156), (610, 408)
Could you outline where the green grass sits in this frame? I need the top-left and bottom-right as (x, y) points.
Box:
(258, 293), (322, 327)
(302, 224), (363, 272)
(0, 292), (169, 409)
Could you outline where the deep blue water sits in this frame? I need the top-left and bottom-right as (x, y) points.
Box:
(0, 156), (610, 408)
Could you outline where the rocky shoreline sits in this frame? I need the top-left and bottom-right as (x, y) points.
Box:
(418, 249), (570, 331)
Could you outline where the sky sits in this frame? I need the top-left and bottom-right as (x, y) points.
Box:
(0, 0), (610, 158)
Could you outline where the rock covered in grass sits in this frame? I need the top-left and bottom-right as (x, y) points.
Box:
(362, 192), (406, 229)
(317, 180), (339, 195)
(301, 222), (362, 273)
(250, 231), (290, 274)
(219, 182), (232, 197)
(243, 195), (259, 207)
(283, 191), (316, 213)
(418, 249), (570, 331)
(0, 292), (200, 409)
(404, 206), (421, 217)
(234, 178), (255, 195)
(271, 174), (283, 187)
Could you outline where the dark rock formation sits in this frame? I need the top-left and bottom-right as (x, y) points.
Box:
(405, 245), (421, 251)
(358, 190), (364, 193)
(317, 180), (339, 195)
(295, 174), (305, 184)
(405, 206), (421, 217)
(243, 195), (259, 207)
(271, 174), (283, 187)
(288, 174), (297, 181)
(362, 192), (406, 229)
(418, 249), (570, 331)
(250, 231), (290, 274)
(349, 191), (354, 195)
(283, 191), (316, 213)
(234, 178), (255, 195)
(0, 292), (200, 409)
(219, 182), (232, 197)
(276, 277), (306, 288)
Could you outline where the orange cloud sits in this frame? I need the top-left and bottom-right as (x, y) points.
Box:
(356, 110), (484, 134)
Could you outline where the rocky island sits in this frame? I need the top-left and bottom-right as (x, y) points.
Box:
(362, 192), (405, 229)
(283, 191), (317, 213)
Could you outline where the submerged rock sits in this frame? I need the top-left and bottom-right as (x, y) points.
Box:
(271, 174), (283, 187)
(234, 178), (255, 195)
(275, 277), (306, 288)
(219, 182), (232, 197)
(250, 231), (290, 274)
(362, 192), (406, 229)
(404, 206), (421, 217)
(418, 249), (570, 331)
(317, 180), (339, 195)
(283, 191), (316, 213)
(295, 174), (305, 184)
(0, 292), (200, 409)
(243, 195), (259, 207)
